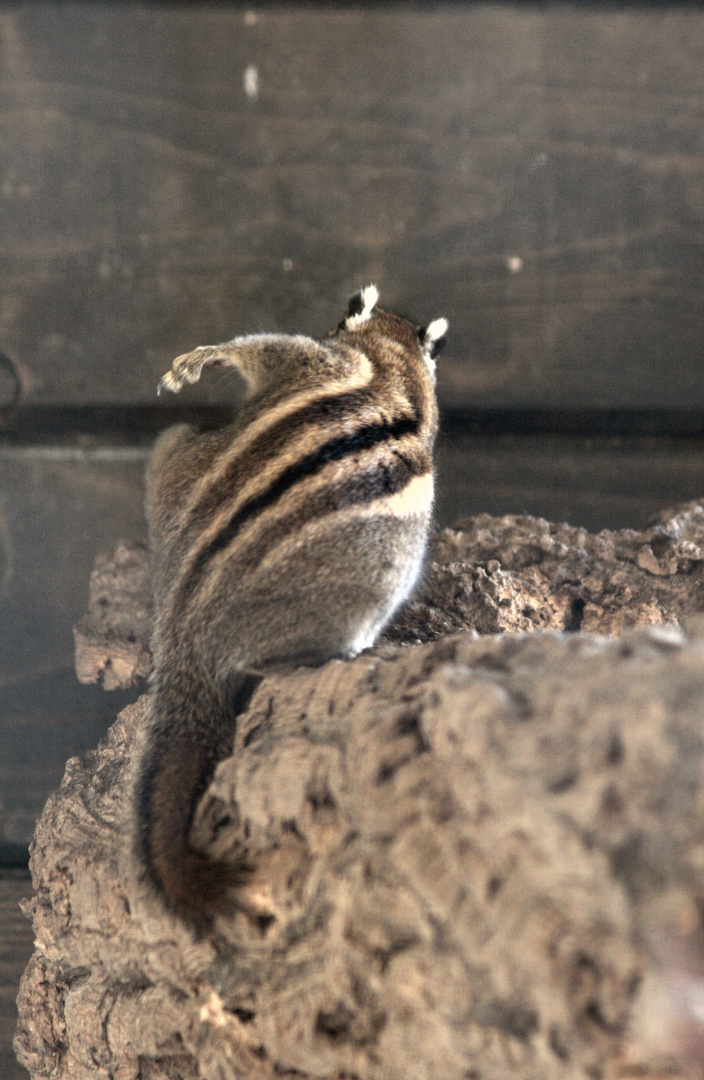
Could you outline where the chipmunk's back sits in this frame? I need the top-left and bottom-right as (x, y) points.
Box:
(135, 286), (447, 929)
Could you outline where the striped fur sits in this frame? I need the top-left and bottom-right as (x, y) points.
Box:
(134, 290), (446, 931)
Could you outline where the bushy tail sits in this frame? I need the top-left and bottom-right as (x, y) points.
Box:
(134, 667), (261, 933)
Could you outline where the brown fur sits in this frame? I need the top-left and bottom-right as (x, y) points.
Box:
(133, 290), (446, 931)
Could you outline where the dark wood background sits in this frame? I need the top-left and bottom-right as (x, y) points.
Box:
(4, 3), (704, 410)
(3, 4), (704, 1073)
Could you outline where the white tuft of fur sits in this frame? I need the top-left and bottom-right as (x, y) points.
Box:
(345, 284), (380, 330)
(420, 317), (448, 374)
(423, 317), (448, 351)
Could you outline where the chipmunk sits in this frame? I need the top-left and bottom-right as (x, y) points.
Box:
(134, 286), (447, 931)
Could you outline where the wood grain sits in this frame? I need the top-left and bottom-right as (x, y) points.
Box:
(435, 432), (704, 533)
(2, 5), (704, 408)
(0, 447), (144, 849)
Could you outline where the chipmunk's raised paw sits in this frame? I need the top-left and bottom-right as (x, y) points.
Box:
(157, 345), (230, 395)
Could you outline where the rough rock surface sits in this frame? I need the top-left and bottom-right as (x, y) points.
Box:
(74, 504), (704, 689)
(14, 504), (704, 1080)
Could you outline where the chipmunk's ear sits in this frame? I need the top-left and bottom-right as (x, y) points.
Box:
(419, 318), (448, 361)
(343, 284), (379, 330)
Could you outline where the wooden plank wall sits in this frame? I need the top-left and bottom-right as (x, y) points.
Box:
(3, 6), (704, 1071)
(2, 3), (704, 410)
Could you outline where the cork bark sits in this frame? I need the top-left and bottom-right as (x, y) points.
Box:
(15, 503), (704, 1080)
(73, 505), (704, 690)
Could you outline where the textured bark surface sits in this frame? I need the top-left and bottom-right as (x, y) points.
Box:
(73, 541), (151, 691)
(75, 504), (704, 689)
(15, 505), (704, 1080)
